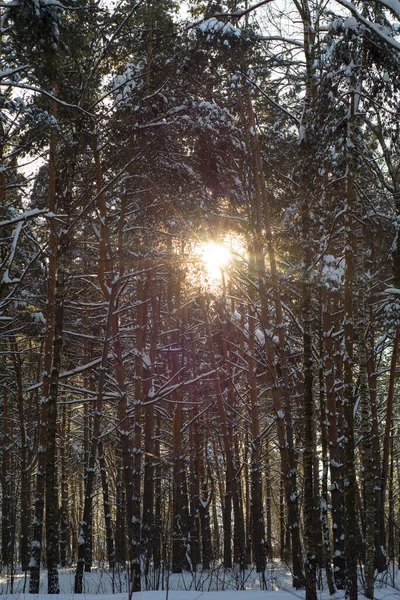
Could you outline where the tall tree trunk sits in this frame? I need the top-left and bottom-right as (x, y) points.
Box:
(1, 387), (12, 568)
(45, 126), (78, 594)
(10, 339), (31, 572)
(169, 268), (189, 573)
(264, 439), (273, 562)
(324, 292), (346, 589)
(357, 219), (375, 599)
(29, 98), (58, 595)
(302, 191), (317, 600)
(82, 339), (93, 573)
(198, 428), (213, 569)
(46, 222), (68, 594)
(343, 88), (358, 600)
(92, 132), (139, 591)
(187, 334), (201, 569)
(247, 250), (266, 573)
(367, 313), (386, 572)
(59, 402), (70, 567)
(244, 89), (303, 588)
(98, 440), (115, 569)
(130, 265), (146, 587)
(223, 470), (232, 568)
(114, 447), (126, 566)
(142, 270), (158, 577)
(298, 8), (318, 595)
(388, 435), (395, 566)
(318, 293), (335, 595)
(75, 287), (117, 594)
(242, 432), (252, 566)
(279, 475), (286, 561)
(201, 298), (247, 571)
(153, 414), (162, 570)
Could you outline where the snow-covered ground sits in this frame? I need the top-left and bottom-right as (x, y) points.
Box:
(0, 565), (399, 599)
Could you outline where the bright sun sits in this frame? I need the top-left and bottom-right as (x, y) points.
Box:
(200, 241), (231, 279)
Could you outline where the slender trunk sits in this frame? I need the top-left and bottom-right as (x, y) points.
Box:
(388, 435), (394, 565)
(153, 414), (162, 570)
(187, 336), (201, 568)
(130, 267), (145, 586)
(46, 125), (78, 593)
(169, 269), (188, 573)
(114, 446), (126, 566)
(10, 339), (31, 572)
(142, 271), (158, 576)
(279, 475), (286, 561)
(198, 428), (213, 569)
(46, 225), (68, 594)
(324, 292), (346, 588)
(142, 375), (155, 569)
(357, 221), (374, 599)
(367, 316), (386, 572)
(92, 132), (139, 590)
(223, 470), (232, 568)
(1, 387), (12, 568)
(59, 403), (70, 567)
(264, 439), (273, 561)
(247, 250), (266, 573)
(29, 98), (58, 594)
(318, 292), (335, 595)
(188, 417), (200, 569)
(113, 271), (137, 589)
(98, 440), (115, 568)
(75, 288), (117, 594)
(82, 339), (93, 572)
(201, 298), (247, 571)
(20, 468), (31, 573)
(299, 8), (318, 595)
(381, 329), (399, 550)
(302, 182), (317, 600)
(343, 89), (358, 600)
(211, 472), (220, 559)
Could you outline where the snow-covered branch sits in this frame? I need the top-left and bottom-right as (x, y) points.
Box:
(0, 81), (95, 117)
(335, 0), (400, 51)
(0, 209), (61, 228)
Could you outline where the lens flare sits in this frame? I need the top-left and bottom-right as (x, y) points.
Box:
(200, 242), (231, 275)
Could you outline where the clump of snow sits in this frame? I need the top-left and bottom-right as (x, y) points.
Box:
(321, 254), (344, 290)
(31, 311), (46, 324)
(112, 62), (144, 104)
(198, 17), (242, 39)
(343, 16), (358, 30)
(380, 0), (400, 19)
(382, 294), (400, 326)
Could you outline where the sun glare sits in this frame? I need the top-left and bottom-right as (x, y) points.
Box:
(200, 241), (231, 279)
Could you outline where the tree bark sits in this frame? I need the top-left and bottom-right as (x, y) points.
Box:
(98, 440), (115, 569)
(201, 298), (247, 571)
(75, 287), (117, 594)
(318, 293), (335, 595)
(247, 250), (266, 573)
(29, 98), (58, 595)
(10, 339), (31, 572)
(1, 387), (12, 569)
(357, 216), (375, 599)
(59, 402), (70, 567)
(302, 197), (317, 600)
(343, 89), (358, 600)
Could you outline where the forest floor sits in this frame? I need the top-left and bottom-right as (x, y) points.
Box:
(0, 564), (399, 599)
